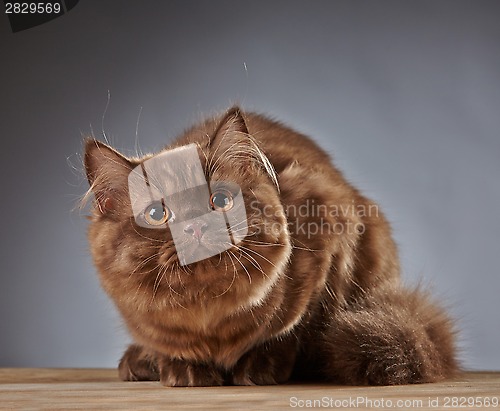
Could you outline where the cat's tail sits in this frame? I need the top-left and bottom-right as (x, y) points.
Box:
(320, 284), (459, 385)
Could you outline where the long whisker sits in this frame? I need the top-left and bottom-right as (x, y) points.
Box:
(228, 249), (251, 284)
(234, 246), (265, 274)
(213, 252), (237, 298)
(237, 245), (277, 269)
(151, 264), (168, 303)
(244, 238), (319, 252)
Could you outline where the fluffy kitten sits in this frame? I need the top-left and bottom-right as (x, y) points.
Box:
(84, 107), (457, 386)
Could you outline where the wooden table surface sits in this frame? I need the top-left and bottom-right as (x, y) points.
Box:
(0, 369), (498, 410)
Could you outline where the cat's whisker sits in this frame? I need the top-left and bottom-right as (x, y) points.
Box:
(236, 245), (277, 270)
(230, 229), (259, 239)
(248, 239), (311, 253)
(225, 219), (252, 230)
(231, 225), (260, 238)
(237, 253), (267, 279)
(228, 249), (251, 284)
(129, 221), (168, 244)
(232, 246), (264, 274)
(245, 238), (319, 252)
(166, 268), (188, 310)
(131, 253), (162, 274)
(151, 265), (167, 304)
(212, 251), (238, 298)
(242, 239), (284, 247)
(290, 237), (319, 253)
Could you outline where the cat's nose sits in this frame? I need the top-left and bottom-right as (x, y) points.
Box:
(183, 221), (208, 241)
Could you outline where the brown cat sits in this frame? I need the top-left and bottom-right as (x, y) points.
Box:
(84, 107), (458, 386)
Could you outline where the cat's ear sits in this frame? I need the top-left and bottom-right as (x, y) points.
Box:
(210, 107), (279, 189)
(84, 139), (133, 214)
(211, 106), (249, 149)
(210, 106), (252, 164)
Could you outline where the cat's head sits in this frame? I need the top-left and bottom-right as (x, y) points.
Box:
(84, 107), (291, 310)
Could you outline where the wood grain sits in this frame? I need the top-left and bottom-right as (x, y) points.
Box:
(0, 369), (498, 410)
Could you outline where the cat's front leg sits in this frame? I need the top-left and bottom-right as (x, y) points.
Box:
(158, 356), (225, 387)
(118, 344), (160, 381)
(230, 334), (299, 385)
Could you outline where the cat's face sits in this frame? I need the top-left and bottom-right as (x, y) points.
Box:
(84, 109), (291, 309)
(128, 143), (251, 266)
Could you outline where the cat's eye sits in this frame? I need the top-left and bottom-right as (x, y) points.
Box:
(143, 201), (173, 226)
(209, 190), (234, 212)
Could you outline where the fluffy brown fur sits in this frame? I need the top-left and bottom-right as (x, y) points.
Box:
(84, 107), (458, 386)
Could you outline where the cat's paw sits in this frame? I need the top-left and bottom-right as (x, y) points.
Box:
(118, 344), (160, 381)
(230, 343), (295, 385)
(158, 357), (224, 387)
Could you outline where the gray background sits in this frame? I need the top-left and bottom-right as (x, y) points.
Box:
(1, 1), (499, 370)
